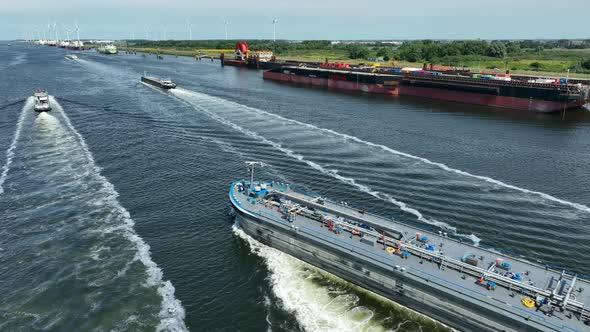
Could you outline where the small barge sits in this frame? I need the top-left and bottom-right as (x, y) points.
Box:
(141, 73), (177, 90)
(230, 162), (590, 332)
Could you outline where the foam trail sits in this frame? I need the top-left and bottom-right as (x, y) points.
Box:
(187, 91), (590, 214)
(232, 223), (441, 332)
(170, 89), (455, 232)
(232, 224), (377, 332)
(9, 54), (27, 66)
(51, 97), (188, 332)
(0, 97), (32, 195)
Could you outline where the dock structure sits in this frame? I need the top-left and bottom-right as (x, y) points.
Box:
(230, 179), (590, 332)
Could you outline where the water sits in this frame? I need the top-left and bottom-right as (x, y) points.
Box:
(0, 42), (589, 331)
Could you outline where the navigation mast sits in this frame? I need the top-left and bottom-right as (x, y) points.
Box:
(245, 161), (263, 193)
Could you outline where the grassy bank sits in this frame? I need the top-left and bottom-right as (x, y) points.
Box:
(121, 46), (228, 58)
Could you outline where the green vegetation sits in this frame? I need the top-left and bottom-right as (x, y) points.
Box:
(393, 40), (590, 75)
(125, 39), (590, 77)
(346, 44), (370, 59)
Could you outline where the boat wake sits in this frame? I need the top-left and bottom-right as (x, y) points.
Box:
(0, 98), (187, 331)
(9, 53), (27, 67)
(169, 88), (457, 233)
(178, 89), (590, 214)
(51, 98), (188, 331)
(0, 97), (31, 195)
(0, 98), (28, 111)
(163, 88), (590, 260)
(232, 223), (447, 332)
(0, 53), (27, 71)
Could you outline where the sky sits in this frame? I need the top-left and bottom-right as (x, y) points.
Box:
(1, 0), (589, 40)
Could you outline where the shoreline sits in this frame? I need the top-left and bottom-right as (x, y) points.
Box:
(118, 46), (590, 79)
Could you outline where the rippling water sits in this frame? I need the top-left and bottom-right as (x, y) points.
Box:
(1, 42), (589, 331)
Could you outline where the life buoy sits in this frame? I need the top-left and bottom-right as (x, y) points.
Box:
(521, 297), (535, 308)
(386, 247), (395, 254)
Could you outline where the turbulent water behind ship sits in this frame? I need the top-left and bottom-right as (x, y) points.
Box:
(1, 42), (589, 331)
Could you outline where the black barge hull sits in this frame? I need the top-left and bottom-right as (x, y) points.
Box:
(141, 76), (176, 89)
(235, 210), (561, 332)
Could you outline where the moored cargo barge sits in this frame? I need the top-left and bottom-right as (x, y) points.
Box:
(230, 172), (590, 332)
(263, 65), (590, 113)
(220, 41), (290, 70)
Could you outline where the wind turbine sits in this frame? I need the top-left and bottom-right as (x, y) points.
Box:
(61, 23), (73, 48)
(32, 26), (38, 41)
(163, 24), (167, 40)
(145, 24), (150, 40)
(272, 18), (279, 42)
(47, 22), (52, 42)
(186, 19), (192, 40)
(62, 23), (71, 41)
(53, 22), (59, 42)
(223, 18), (230, 40)
(75, 22), (81, 43)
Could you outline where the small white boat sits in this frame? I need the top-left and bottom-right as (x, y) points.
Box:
(33, 89), (51, 112)
(66, 54), (78, 60)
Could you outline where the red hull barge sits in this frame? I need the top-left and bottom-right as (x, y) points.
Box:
(263, 67), (590, 113)
(220, 41), (284, 70)
(222, 58), (283, 70)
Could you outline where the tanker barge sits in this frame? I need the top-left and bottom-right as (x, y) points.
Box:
(141, 73), (177, 90)
(263, 65), (590, 113)
(230, 164), (590, 332)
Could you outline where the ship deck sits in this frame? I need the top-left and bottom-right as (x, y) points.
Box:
(230, 180), (590, 332)
(276, 65), (590, 91)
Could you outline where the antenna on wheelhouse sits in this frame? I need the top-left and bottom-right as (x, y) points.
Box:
(245, 161), (263, 194)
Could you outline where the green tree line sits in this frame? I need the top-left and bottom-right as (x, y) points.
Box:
(130, 39), (590, 72)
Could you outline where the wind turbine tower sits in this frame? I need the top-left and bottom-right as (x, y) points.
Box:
(62, 24), (71, 41)
(272, 18), (279, 42)
(224, 19), (230, 40)
(53, 22), (59, 42)
(75, 22), (81, 43)
(186, 20), (192, 40)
